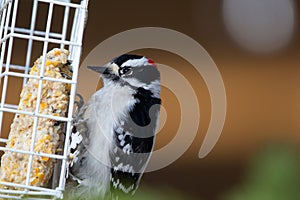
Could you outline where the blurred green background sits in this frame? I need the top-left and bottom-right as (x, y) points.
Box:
(65, 144), (300, 200)
(135, 144), (300, 200)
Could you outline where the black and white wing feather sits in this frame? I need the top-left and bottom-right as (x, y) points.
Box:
(110, 87), (161, 197)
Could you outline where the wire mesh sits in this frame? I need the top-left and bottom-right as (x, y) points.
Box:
(0, 0), (88, 199)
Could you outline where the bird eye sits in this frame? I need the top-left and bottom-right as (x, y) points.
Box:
(119, 66), (132, 76)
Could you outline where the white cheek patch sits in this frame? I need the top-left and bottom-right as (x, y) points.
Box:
(121, 57), (149, 67)
(123, 77), (145, 88)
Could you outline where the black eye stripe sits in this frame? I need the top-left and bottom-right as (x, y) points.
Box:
(119, 66), (132, 75)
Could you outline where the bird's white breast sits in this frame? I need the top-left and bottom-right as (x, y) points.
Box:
(80, 81), (136, 194)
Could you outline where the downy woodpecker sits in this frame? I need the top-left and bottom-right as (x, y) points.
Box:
(69, 54), (161, 199)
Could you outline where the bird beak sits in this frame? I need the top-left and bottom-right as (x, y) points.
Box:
(87, 66), (107, 74)
(88, 63), (119, 76)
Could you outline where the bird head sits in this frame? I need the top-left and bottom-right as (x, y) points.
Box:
(88, 54), (160, 89)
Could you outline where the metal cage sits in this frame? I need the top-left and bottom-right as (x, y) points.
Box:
(0, 0), (88, 199)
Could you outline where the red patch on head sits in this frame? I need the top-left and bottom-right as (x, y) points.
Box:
(147, 58), (157, 67)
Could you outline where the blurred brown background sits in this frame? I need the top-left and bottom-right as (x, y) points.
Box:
(1, 0), (300, 199)
(80, 1), (300, 199)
